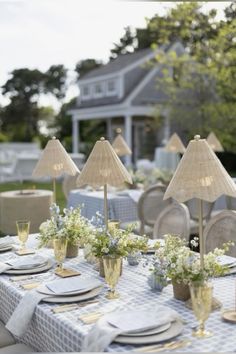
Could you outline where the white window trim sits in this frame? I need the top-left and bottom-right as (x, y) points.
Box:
(106, 80), (117, 96)
(93, 82), (105, 98)
(80, 85), (91, 100)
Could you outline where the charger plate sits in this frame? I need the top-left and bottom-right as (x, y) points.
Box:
(122, 322), (171, 337)
(114, 320), (183, 345)
(42, 286), (102, 303)
(4, 260), (53, 275)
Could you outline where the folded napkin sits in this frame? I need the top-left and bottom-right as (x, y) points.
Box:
(81, 306), (180, 352)
(6, 290), (46, 337)
(46, 277), (101, 294)
(6, 255), (47, 269)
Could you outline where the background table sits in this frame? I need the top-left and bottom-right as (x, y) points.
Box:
(67, 189), (138, 223)
(0, 235), (235, 352)
(0, 190), (53, 234)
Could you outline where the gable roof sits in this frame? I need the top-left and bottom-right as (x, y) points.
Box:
(80, 48), (154, 80)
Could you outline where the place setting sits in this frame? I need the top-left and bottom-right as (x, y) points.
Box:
(0, 235), (15, 253)
(0, 254), (53, 275)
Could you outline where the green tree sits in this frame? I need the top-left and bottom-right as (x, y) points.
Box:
(75, 59), (102, 78)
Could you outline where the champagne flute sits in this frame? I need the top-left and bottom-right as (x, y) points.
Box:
(103, 256), (122, 299)
(16, 220), (30, 251)
(53, 238), (68, 271)
(190, 281), (213, 338)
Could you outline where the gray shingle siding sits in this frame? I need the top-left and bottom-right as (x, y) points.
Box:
(124, 65), (151, 97)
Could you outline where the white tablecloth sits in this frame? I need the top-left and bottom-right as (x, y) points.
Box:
(0, 235), (235, 352)
(67, 189), (138, 223)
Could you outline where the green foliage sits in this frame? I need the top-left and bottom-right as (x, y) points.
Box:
(75, 59), (102, 78)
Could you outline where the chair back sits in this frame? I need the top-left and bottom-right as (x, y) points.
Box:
(138, 184), (172, 235)
(186, 198), (214, 221)
(62, 173), (80, 199)
(226, 196), (236, 210)
(204, 210), (236, 256)
(153, 202), (190, 240)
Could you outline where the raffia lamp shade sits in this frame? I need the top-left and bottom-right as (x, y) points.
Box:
(112, 131), (132, 157)
(207, 132), (224, 152)
(165, 133), (186, 154)
(32, 137), (80, 201)
(164, 135), (236, 203)
(164, 135), (236, 270)
(77, 137), (132, 229)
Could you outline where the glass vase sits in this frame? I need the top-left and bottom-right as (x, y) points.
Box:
(102, 256), (122, 299)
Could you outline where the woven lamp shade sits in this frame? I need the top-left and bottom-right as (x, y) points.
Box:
(32, 138), (80, 178)
(112, 134), (132, 157)
(164, 135), (236, 203)
(207, 132), (224, 152)
(77, 138), (132, 188)
(165, 133), (186, 154)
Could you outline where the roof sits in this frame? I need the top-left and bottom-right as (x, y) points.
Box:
(80, 48), (153, 80)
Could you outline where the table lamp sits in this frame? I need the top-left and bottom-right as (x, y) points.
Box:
(165, 133), (186, 154)
(76, 137), (132, 230)
(164, 135), (236, 270)
(32, 137), (80, 202)
(112, 128), (132, 157)
(207, 132), (224, 152)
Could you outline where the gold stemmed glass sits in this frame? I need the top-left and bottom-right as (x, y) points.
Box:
(16, 220), (30, 251)
(53, 238), (68, 272)
(103, 256), (122, 299)
(190, 281), (213, 338)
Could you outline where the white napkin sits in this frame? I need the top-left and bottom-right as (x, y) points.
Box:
(6, 255), (47, 269)
(46, 277), (102, 294)
(81, 306), (180, 352)
(6, 290), (46, 337)
(217, 255), (236, 267)
(127, 190), (143, 203)
(0, 236), (12, 248)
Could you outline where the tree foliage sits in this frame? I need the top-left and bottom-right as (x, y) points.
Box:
(75, 59), (102, 78)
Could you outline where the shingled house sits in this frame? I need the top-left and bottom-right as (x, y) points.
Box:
(69, 42), (184, 165)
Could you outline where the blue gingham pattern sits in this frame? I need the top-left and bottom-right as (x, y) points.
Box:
(67, 189), (138, 223)
(0, 244), (236, 352)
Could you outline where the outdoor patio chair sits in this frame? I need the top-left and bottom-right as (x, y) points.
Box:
(226, 196), (236, 210)
(153, 202), (190, 240)
(204, 210), (236, 257)
(0, 321), (15, 348)
(62, 172), (80, 200)
(185, 198), (215, 235)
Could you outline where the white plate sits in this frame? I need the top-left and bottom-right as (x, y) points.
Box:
(4, 260), (53, 275)
(42, 286), (102, 303)
(114, 320), (183, 345)
(123, 322), (171, 337)
(37, 278), (102, 296)
(0, 245), (12, 252)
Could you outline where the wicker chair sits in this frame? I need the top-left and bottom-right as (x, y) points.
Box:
(204, 210), (236, 256)
(186, 198), (214, 235)
(153, 202), (190, 240)
(226, 196), (236, 210)
(137, 184), (172, 236)
(62, 172), (80, 200)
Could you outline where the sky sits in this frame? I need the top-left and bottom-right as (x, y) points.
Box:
(0, 0), (231, 108)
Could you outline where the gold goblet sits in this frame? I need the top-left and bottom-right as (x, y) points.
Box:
(108, 219), (120, 231)
(190, 281), (213, 338)
(53, 238), (68, 272)
(103, 256), (122, 299)
(16, 220), (30, 251)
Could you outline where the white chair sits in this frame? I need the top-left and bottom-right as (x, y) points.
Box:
(153, 202), (190, 240)
(204, 210), (236, 256)
(226, 196), (236, 210)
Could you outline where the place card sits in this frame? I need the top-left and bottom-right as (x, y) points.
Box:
(15, 249), (35, 256)
(21, 282), (41, 290)
(54, 268), (81, 278)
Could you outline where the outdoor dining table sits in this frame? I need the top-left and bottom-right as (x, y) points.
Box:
(0, 235), (235, 352)
(67, 189), (140, 223)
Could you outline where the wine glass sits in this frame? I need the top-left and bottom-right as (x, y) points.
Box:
(103, 256), (122, 299)
(53, 238), (68, 271)
(190, 281), (213, 338)
(16, 220), (30, 251)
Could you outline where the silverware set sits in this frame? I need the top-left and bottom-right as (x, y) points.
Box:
(52, 300), (100, 314)
(133, 339), (192, 352)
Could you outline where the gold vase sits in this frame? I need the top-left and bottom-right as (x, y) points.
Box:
(66, 242), (79, 258)
(190, 281), (213, 338)
(53, 238), (68, 271)
(172, 280), (190, 301)
(102, 256), (122, 299)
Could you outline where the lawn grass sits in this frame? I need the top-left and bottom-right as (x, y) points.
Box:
(0, 180), (66, 236)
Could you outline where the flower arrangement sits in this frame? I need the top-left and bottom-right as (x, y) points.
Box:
(38, 203), (92, 248)
(152, 234), (233, 284)
(147, 168), (173, 186)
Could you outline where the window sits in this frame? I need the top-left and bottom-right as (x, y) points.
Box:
(95, 84), (102, 94)
(82, 85), (90, 98)
(107, 80), (115, 92)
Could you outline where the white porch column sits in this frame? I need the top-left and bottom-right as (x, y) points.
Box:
(124, 115), (132, 166)
(106, 118), (112, 141)
(72, 118), (79, 153)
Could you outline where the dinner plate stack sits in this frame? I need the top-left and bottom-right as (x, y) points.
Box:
(102, 308), (183, 345)
(37, 277), (103, 303)
(4, 255), (53, 274)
